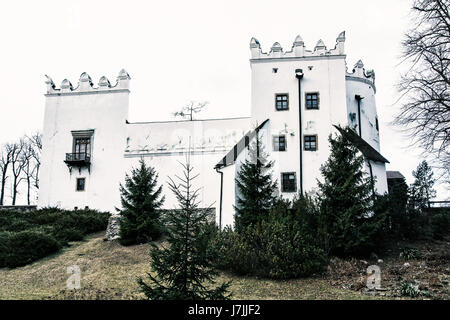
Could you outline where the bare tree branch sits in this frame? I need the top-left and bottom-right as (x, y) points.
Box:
(394, 0), (450, 183)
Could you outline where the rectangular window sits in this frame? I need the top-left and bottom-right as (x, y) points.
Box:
(275, 94), (289, 111)
(305, 92), (319, 109)
(73, 137), (91, 161)
(273, 135), (286, 151)
(281, 172), (297, 193)
(375, 118), (379, 131)
(304, 135), (317, 151)
(76, 178), (85, 191)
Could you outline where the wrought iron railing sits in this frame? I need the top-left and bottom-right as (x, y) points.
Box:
(65, 153), (91, 163)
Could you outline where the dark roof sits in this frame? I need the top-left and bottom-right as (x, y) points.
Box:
(386, 171), (405, 179)
(334, 125), (390, 163)
(215, 119), (269, 169)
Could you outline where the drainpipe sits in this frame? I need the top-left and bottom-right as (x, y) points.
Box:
(355, 95), (364, 137)
(215, 167), (223, 230)
(296, 69), (304, 196)
(367, 160), (376, 200)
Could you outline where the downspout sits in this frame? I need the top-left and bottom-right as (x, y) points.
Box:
(296, 69), (304, 196)
(215, 167), (223, 230)
(367, 160), (376, 200)
(355, 95), (364, 137)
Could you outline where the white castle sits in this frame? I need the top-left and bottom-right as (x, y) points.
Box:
(38, 32), (389, 228)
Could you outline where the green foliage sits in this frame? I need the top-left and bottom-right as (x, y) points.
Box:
(138, 160), (230, 300)
(399, 281), (431, 298)
(0, 230), (61, 268)
(317, 127), (387, 256)
(386, 176), (410, 238)
(216, 196), (327, 279)
(409, 160), (436, 211)
(0, 208), (110, 268)
(400, 247), (420, 260)
(430, 209), (450, 240)
(234, 132), (278, 233)
(117, 158), (165, 246)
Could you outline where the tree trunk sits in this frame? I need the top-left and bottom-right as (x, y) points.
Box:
(27, 176), (31, 205)
(0, 167), (8, 205)
(12, 177), (17, 205)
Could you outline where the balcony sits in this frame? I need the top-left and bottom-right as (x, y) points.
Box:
(64, 153), (91, 173)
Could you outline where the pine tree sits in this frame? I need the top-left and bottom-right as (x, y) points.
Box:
(117, 158), (165, 246)
(318, 127), (384, 256)
(387, 176), (409, 238)
(234, 130), (278, 232)
(409, 160), (436, 210)
(138, 157), (231, 300)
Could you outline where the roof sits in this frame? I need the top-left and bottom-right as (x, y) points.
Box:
(215, 119), (269, 169)
(386, 171), (405, 179)
(334, 125), (390, 163)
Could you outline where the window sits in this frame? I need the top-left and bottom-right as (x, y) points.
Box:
(272, 68), (278, 73)
(76, 178), (85, 191)
(281, 172), (297, 193)
(305, 92), (319, 109)
(304, 135), (317, 151)
(375, 118), (379, 131)
(275, 94), (289, 111)
(273, 135), (286, 151)
(70, 129), (94, 161)
(74, 137), (91, 158)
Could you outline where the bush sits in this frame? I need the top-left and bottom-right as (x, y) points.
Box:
(0, 208), (110, 268)
(216, 197), (327, 279)
(0, 230), (61, 268)
(400, 247), (420, 260)
(430, 209), (450, 240)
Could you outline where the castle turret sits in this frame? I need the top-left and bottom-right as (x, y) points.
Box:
(39, 70), (130, 212)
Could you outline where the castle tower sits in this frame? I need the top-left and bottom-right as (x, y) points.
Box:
(249, 33), (349, 197)
(38, 70), (130, 212)
(249, 32), (387, 196)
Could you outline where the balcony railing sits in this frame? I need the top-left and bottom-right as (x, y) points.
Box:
(65, 153), (91, 163)
(64, 153), (91, 174)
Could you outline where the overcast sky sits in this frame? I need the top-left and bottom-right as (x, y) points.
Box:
(0, 0), (447, 200)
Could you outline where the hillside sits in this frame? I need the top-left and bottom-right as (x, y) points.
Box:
(0, 232), (448, 300)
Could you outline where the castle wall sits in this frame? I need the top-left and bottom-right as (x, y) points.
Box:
(124, 117), (250, 225)
(38, 72), (129, 212)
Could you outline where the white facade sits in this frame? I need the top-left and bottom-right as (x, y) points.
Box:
(38, 32), (389, 228)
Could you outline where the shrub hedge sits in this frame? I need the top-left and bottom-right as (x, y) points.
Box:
(214, 198), (327, 279)
(0, 208), (110, 268)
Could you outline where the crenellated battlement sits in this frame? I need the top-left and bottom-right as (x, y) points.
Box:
(45, 69), (131, 95)
(250, 31), (346, 60)
(345, 59), (376, 91)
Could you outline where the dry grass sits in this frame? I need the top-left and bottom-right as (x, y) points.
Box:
(0, 232), (380, 300)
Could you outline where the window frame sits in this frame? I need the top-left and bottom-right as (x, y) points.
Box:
(281, 172), (297, 193)
(304, 135), (318, 151)
(76, 177), (86, 192)
(305, 92), (320, 110)
(275, 93), (289, 111)
(71, 129), (94, 161)
(273, 135), (287, 152)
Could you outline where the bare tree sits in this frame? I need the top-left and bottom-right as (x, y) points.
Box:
(173, 101), (208, 121)
(394, 0), (450, 181)
(21, 141), (36, 205)
(27, 132), (42, 189)
(0, 144), (13, 205)
(10, 139), (26, 205)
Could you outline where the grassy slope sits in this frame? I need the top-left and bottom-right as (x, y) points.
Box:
(0, 232), (379, 300)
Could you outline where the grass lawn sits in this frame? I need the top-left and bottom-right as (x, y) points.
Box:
(0, 232), (381, 300)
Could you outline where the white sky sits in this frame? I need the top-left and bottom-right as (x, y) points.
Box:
(0, 0), (448, 200)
